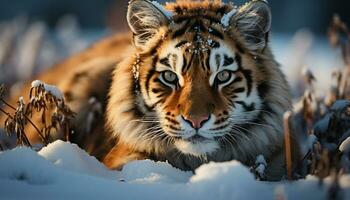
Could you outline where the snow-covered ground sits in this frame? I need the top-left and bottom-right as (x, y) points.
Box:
(0, 140), (349, 200)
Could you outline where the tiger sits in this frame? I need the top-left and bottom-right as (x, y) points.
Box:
(0, 0), (300, 181)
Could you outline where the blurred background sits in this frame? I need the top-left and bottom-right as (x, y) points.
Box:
(0, 0), (349, 96)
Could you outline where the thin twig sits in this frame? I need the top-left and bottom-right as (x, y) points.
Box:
(283, 111), (293, 180)
(0, 98), (48, 145)
(0, 106), (13, 119)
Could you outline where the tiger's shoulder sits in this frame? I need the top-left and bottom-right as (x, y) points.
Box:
(0, 32), (134, 154)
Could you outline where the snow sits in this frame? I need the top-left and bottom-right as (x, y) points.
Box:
(340, 137), (350, 153)
(331, 100), (350, 111)
(30, 79), (42, 88)
(31, 80), (64, 100)
(221, 8), (237, 27)
(151, 1), (173, 19)
(254, 155), (267, 178)
(255, 154), (267, 166)
(1, 140), (350, 199)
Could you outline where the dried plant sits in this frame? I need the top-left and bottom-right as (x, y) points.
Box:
(0, 80), (75, 147)
(327, 14), (350, 102)
(28, 81), (75, 142)
(328, 14), (350, 66)
(281, 15), (350, 183)
(283, 111), (293, 180)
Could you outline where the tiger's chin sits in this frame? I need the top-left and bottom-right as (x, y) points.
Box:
(174, 137), (219, 157)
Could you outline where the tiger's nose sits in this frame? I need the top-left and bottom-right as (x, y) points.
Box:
(182, 115), (210, 129)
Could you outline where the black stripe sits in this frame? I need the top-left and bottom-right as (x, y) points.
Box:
(214, 117), (228, 125)
(172, 27), (188, 38)
(215, 54), (221, 70)
(235, 43), (245, 54)
(233, 87), (245, 93)
(172, 21), (191, 38)
(217, 6), (228, 15)
(223, 55), (234, 66)
(166, 125), (182, 131)
(153, 78), (163, 84)
(211, 41), (220, 48)
(232, 76), (243, 83)
(235, 54), (242, 68)
(209, 27), (224, 39)
(205, 49), (211, 70)
(211, 124), (229, 131)
(173, 15), (220, 24)
(124, 82), (147, 117)
(165, 117), (180, 125)
(149, 33), (167, 55)
(261, 101), (276, 115)
(159, 57), (171, 68)
(202, 16), (221, 23)
(190, 20), (207, 32)
(235, 101), (255, 112)
(145, 60), (157, 97)
(126, 106), (144, 118)
(151, 88), (162, 93)
(184, 53), (194, 72)
(156, 93), (165, 98)
(149, 99), (165, 109)
(257, 81), (270, 98)
(242, 69), (253, 96)
(175, 40), (189, 48)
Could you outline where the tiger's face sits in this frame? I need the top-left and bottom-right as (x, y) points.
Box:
(116, 0), (289, 158)
(139, 33), (263, 156)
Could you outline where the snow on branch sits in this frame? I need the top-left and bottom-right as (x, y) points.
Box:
(31, 80), (63, 100)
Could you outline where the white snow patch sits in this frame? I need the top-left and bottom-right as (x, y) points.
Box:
(255, 155), (267, 177)
(255, 154), (267, 166)
(151, 1), (173, 19)
(38, 140), (118, 179)
(331, 100), (350, 111)
(221, 8), (237, 27)
(340, 137), (350, 153)
(31, 80), (63, 100)
(255, 164), (266, 177)
(31, 80), (42, 88)
(0, 140), (350, 200)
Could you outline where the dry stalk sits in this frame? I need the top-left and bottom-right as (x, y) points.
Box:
(283, 111), (293, 180)
(0, 81), (75, 147)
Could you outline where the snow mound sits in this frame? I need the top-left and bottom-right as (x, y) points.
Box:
(0, 140), (350, 200)
(38, 140), (118, 179)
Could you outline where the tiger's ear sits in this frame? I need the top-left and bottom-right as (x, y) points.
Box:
(127, 0), (171, 50)
(225, 0), (271, 52)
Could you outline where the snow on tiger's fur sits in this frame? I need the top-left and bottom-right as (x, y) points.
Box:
(0, 0), (299, 181)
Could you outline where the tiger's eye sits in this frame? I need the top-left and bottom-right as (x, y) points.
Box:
(216, 70), (231, 83)
(162, 71), (178, 83)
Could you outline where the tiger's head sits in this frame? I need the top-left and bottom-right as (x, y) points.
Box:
(108, 0), (291, 161)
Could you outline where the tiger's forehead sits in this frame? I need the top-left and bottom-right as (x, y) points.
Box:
(157, 38), (238, 72)
(165, 0), (233, 21)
